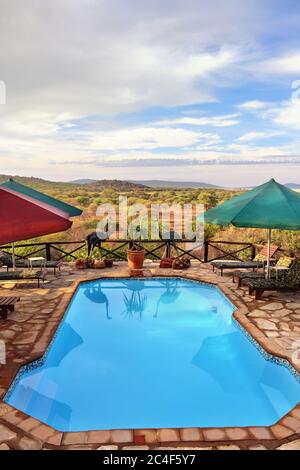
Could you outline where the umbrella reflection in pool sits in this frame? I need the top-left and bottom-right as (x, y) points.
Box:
(154, 279), (181, 318)
(83, 284), (111, 320)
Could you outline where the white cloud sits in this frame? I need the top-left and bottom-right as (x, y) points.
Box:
(0, 1), (252, 116)
(238, 100), (269, 111)
(87, 127), (221, 150)
(273, 98), (300, 130)
(237, 131), (284, 142)
(263, 52), (300, 74)
(156, 114), (240, 127)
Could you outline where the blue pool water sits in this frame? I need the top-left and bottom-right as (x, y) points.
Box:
(6, 278), (300, 431)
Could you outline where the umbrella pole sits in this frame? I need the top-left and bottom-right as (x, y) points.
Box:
(12, 242), (16, 271)
(266, 229), (271, 279)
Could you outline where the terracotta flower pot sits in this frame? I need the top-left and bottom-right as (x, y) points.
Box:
(127, 249), (145, 270)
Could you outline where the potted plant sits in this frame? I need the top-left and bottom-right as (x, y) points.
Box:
(127, 226), (145, 269)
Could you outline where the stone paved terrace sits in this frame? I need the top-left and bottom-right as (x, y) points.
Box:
(0, 261), (300, 451)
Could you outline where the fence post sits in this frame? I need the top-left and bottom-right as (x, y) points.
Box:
(251, 245), (256, 260)
(204, 240), (209, 263)
(45, 243), (51, 261)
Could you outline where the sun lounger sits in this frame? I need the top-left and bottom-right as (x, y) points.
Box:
(232, 270), (268, 287)
(0, 296), (20, 319)
(243, 260), (300, 300)
(211, 244), (279, 276)
(0, 251), (61, 274)
(14, 260), (61, 274)
(0, 269), (44, 287)
(232, 256), (294, 286)
(211, 260), (265, 276)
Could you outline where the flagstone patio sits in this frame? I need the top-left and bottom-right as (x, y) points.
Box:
(0, 261), (300, 450)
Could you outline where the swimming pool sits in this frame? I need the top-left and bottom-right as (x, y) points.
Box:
(5, 278), (300, 432)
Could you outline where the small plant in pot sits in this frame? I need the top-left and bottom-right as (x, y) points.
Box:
(127, 226), (145, 270)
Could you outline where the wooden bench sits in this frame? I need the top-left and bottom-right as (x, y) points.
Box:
(0, 296), (20, 320)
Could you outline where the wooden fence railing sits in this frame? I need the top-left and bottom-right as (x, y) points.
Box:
(0, 239), (259, 263)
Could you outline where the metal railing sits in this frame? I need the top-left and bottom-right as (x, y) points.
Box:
(0, 239), (258, 263)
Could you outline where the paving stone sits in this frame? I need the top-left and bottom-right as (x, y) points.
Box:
(3, 411), (25, 426)
(254, 319), (278, 330)
(271, 424), (293, 439)
(87, 430), (111, 444)
(0, 424), (16, 441)
(216, 445), (240, 450)
(286, 303), (300, 310)
(281, 416), (300, 432)
(62, 432), (87, 445)
(276, 439), (300, 450)
(13, 331), (39, 344)
(226, 428), (249, 440)
(291, 409), (300, 420)
(248, 310), (269, 318)
(134, 429), (157, 443)
(248, 427), (273, 440)
(0, 330), (16, 340)
(260, 302), (284, 311)
(0, 404), (12, 417)
(154, 446), (213, 450)
(0, 443), (10, 450)
(157, 429), (180, 443)
(265, 331), (280, 337)
(273, 309), (292, 317)
(203, 429), (226, 441)
(111, 430), (133, 443)
(180, 428), (202, 442)
(46, 433), (63, 446)
(122, 446), (150, 450)
(97, 445), (118, 450)
(248, 445), (267, 450)
(17, 436), (43, 450)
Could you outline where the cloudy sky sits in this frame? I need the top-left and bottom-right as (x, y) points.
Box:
(1, 0), (300, 186)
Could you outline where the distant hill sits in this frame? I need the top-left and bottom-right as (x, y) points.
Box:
(88, 179), (148, 190)
(129, 180), (220, 189)
(0, 174), (76, 190)
(0, 175), (147, 192)
(70, 179), (148, 190)
(70, 178), (97, 184)
(285, 183), (300, 189)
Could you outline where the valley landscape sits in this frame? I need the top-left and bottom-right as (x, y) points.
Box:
(2, 174), (300, 260)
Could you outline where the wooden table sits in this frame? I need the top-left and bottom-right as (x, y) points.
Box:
(0, 296), (20, 320)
